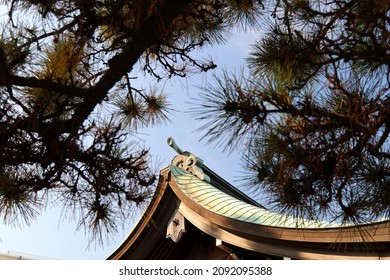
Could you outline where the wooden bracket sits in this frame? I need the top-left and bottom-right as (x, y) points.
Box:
(166, 208), (186, 243)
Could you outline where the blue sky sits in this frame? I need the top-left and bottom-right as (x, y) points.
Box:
(0, 9), (260, 259)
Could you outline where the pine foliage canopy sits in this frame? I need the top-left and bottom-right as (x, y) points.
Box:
(193, 0), (390, 224)
(0, 0), (263, 244)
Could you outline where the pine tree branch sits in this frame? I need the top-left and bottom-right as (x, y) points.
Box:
(69, 0), (193, 134)
(6, 74), (86, 98)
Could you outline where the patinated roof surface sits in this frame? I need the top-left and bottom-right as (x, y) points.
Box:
(171, 165), (345, 229)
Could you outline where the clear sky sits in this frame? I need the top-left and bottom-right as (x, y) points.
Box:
(0, 7), (260, 259)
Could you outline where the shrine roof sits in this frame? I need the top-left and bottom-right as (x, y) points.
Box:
(107, 138), (390, 260)
(171, 165), (343, 229)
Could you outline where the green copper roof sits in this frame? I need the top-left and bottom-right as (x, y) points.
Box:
(171, 165), (344, 229)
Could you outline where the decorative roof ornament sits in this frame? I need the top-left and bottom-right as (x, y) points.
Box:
(167, 137), (210, 183)
(166, 209), (186, 243)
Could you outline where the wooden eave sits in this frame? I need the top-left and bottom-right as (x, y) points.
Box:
(107, 167), (177, 259)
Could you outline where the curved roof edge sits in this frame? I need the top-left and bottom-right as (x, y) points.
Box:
(169, 164), (390, 244)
